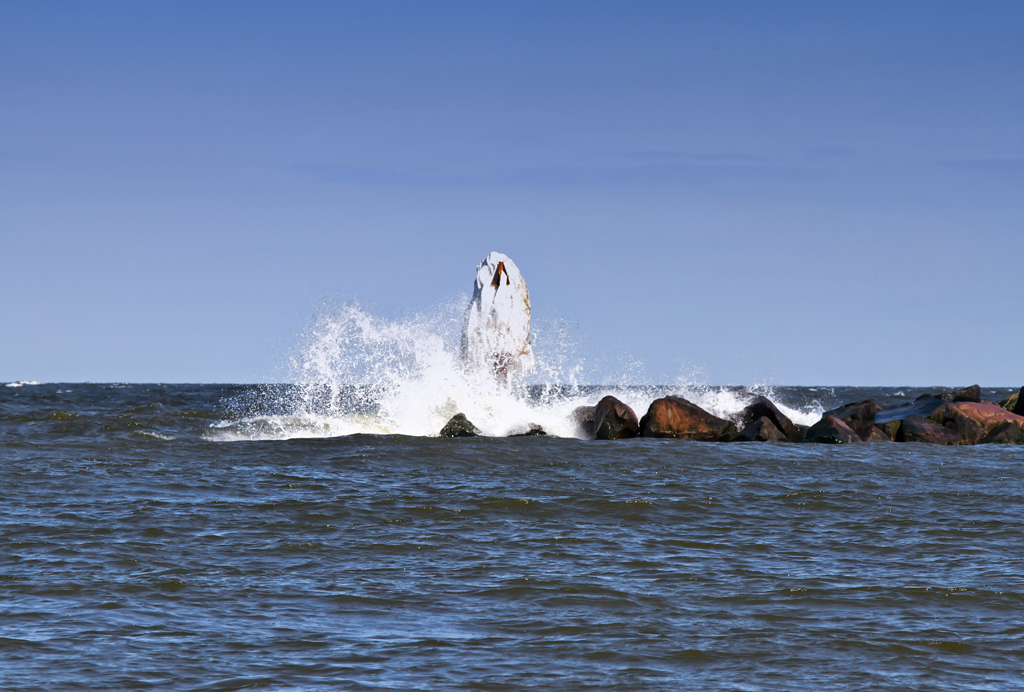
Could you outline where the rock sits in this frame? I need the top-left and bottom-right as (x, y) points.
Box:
(638, 396), (737, 441)
(802, 415), (862, 444)
(440, 413), (481, 438)
(980, 421), (1024, 444)
(940, 384), (982, 402)
(737, 396), (799, 441)
(874, 421), (901, 440)
(735, 416), (787, 442)
(571, 406), (596, 440)
(895, 416), (962, 444)
(1000, 387), (1023, 415)
(874, 394), (944, 425)
(861, 425), (893, 442)
(927, 401), (1024, 445)
(823, 400), (882, 440)
(593, 396), (639, 440)
(509, 424), (547, 437)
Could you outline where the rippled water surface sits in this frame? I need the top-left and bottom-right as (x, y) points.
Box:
(2, 384), (1023, 691)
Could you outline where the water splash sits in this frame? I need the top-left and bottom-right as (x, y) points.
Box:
(214, 302), (822, 440)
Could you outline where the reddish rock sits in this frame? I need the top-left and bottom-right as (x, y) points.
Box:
(927, 401), (1024, 445)
(738, 396), (800, 441)
(639, 396), (737, 441)
(735, 416), (787, 442)
(824, 400), (882, 440)
(980, 421), (1024, 444)
(593, 396), (639, 440)
(896, 416), (962, 444)
(802, 415), (862, 444)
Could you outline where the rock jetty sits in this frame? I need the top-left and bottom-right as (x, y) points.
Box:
(439, 385), (1024, 445)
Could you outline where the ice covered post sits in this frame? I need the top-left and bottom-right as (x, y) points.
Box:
(460, 252), (536, 380)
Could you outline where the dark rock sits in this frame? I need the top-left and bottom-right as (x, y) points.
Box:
(793, 424), (809, 442)
(999, 388), (1015, 411)
(927, 401), (1024, 445)
(823, 400), (882, 440)
(1000, 387), (1024, 415)
(738, 396), (799, 441)
(509, 424), (547, 437)
(896, 416), (962, 444)
(873, 422), (900, 441)
(861, 425), (893, 442)
(593, 396), (639, 440)
(735, 416), (787, 442)
(638, 396), (737, 441)
(940, 384), (982, 402)
(874, 394), (944, 425)
(875, 421), (900, 440)
(571, 406), (596, 440)
(440, 413), (481, 438)
(802, 415), (862, 444)
(980, 421), (1024, 444)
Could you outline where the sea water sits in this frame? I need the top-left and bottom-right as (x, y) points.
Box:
(2, 306), (1022, 690)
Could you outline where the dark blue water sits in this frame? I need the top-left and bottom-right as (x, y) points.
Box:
(2, 383), (1023, 690)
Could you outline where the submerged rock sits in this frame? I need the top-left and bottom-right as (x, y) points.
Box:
(895, 416), (962, 444)
(735, 416), (787, 442)
(639, 396), (737, 441)
(509, 424), (547, 437)
(440, 413), (481, 438)
(927, 401), (1024, 445)
(571, 406), (596, 440)
(738, 396), (800, 441)
(802, 415), (862, 444)
(823, 400), (882, 441)
(593, 396), (639, 440)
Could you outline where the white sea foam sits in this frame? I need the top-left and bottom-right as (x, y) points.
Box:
(213, 302), (823, 441)
(5, 381), (43, 387)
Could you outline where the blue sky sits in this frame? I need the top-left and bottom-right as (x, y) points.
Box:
(2, 1), (1022, 385)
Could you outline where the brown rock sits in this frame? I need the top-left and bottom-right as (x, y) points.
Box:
(638, 396), (737, 441)
(738, 396), (799, 441)
(940, 385), (982, 402)
(927, 401), (1024, 445)
(802, 415), (862, 444)
(980, 421), (1024, 444)
(593, 396), (639, 440)
(735, 416), (787, 442)
(824, 400), (882, 440)
(896, 416), (962, 444)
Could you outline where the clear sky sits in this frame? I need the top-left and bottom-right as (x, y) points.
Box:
(2, 1), (1022, 385)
